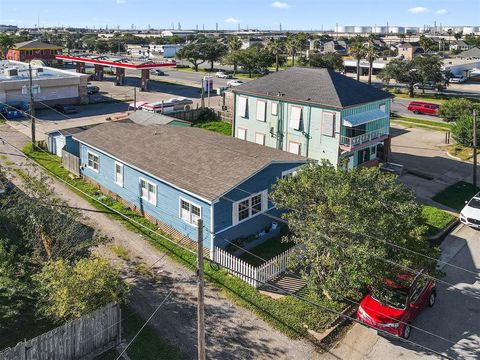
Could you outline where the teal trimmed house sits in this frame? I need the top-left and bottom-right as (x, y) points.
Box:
(231, 67), (393, 168)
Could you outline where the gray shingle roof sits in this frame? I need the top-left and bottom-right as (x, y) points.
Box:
(457, 47), (480, 59)
(13, 39), (63, 50)
(74, 122), (306, 202)
(231, 67), (391, 108)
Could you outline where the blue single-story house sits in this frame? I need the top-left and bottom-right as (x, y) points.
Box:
(73, 122), (306, 258)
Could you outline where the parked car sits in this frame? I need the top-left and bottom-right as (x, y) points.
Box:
(407, 101), (440, 116)
(413, 82), (441, 91)
(460, 193), (480, 229)
(53, 104), (78, 114)
(215, 71), (233, 79)
(357, 270), (436, 339)
(87, 85), (99, 95)
(150, 69), (165, 76)
(227, 80), (244, 87)
(449, 75), (466, 83)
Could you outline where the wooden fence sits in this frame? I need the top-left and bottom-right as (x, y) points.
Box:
(214, 247), (295, 288)
(0, 302), (121, 360)
(62, 150), (80, 177)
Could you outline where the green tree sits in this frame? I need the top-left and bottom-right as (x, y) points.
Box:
(227, 36), (242, 74)
(349, 39), (367, 81)
(236, 46), (275, 77)
(364, 42), (379, 85)
(266, 38), (285, 72)
(438, 98), (480, 122)
(454, 31), (463, 41)
(465, 34), (480, 47)
(451, 115), (480, 147)
(307, 52), (344, 71)
(34, 256), (128, 323)
(413, 55), (444, 93)
(270, 162), (437, 300)
(176, 43), (206, 71)
(419, 35), (436, 53)
(285, 37), (300, 67)
(202, 40), (228, 72)
(0, 33), (15, 59)
(379, 58), (421, 97)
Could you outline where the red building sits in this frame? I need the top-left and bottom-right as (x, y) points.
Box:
(6, 39), (63, 64)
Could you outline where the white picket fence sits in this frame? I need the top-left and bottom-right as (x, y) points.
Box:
(214, 246), (295, 288)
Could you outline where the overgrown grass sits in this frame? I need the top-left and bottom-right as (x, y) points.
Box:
(422, 206), (456, 238)
(447, 145), (474, 161)
(391, 115), (452, 131)
(4, 160), (15, 166)
(240, 235), (295, 266)
(432, 181), (479, 211)
(194, 121), (232, 136)
(0, 155), (7, 160)
(109, 244), (131, 261)
(22, 144), (343, 337)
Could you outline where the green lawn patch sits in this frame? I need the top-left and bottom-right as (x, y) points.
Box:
(422, 206), (456, 238)
(447, 145), (474, 161)
(391, 115), (452, 130)
(240, 235), (294, 266)
(22, 144), (343, 338)
(194, 121), (232, 136)
(432, 181), (479, 211)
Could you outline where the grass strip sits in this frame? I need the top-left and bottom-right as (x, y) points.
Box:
(422, 205), (456, 238)
(432, 181), (479, 211)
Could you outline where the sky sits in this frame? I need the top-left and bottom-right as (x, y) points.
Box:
(0, 0), (479, 31)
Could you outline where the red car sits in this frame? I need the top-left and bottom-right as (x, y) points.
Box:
(407, 101), (440, 116)
(357, 270), (436, 339)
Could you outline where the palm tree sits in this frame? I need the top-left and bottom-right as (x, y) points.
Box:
(365, 42), (379, 85)
(227, 36), (242, 74)
(349, 41), (367, 81)
(285, 38), (299, 67)
(266, 38), (285, 72)
(0, 33), (15, 60)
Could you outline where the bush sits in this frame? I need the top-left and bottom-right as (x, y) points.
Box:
(438, 98), (480, 122)
(451, 115), (480, 147)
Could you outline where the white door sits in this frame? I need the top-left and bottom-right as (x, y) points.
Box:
(55, 136), (65, 157)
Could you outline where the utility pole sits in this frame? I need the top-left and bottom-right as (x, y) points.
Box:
(133, 87), (137, 112)
(196, 219), (206, 360)
(473, 109), (477, 190)
(28, 63), (36, 147)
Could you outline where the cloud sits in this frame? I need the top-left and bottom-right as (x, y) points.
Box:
(224, 17), (240, 24)
(272, 1), (290, 9)
(436, 9), (448, 15)
(116, 0), (126, 4)
(408, 6), (429, 14)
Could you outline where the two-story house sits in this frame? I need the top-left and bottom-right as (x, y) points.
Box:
(6, 39), (63, 64)
(231, 67), (392, 169)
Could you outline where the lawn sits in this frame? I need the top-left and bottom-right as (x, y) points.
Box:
(23, 144), (343, 338)
(240, 235), (295, 267)
(194, 121), (232, 136)
(422, 206), (456, 238)
(390, 115), (452, 131)
(432, 181), (479, 211)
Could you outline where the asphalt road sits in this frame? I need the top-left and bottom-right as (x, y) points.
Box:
(328, 224), (480, 360)
(390, 98), (445, 121)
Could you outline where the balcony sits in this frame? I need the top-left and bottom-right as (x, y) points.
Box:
(340, 127), (389, 151)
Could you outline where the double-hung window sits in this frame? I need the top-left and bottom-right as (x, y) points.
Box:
(140, 178), (157, 205)
(115, 162), (124, 187)
(256, 100), (266, 122)
(238, 96), (248, 118)
(232, 190), (268, 225)
(180, 198), (201, 226)
(322, 111), (336, 137)
(290, 106), (302, 130)
(271, 102), (278, 116)
(87, 151), (99, 172)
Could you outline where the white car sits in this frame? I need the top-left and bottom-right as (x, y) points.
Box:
(460, 193), (480, 229)
(215, 71), (232, 79)
(449, 75), (466, 83)
(227, 80), (244, 87)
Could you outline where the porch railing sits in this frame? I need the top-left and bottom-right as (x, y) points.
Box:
(340, 127), (389, 148)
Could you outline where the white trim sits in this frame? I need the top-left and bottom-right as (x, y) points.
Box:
(74, 139), (213, 204)
(290, 105), (302, 130)
(256, 99), (266, 122)
(210, 203), (215, 259)
(231, 189), (268, 226)
(139, 177), (157, 206)
(86, 150), (100, 173)
(271, 101), (278, 116)
(238, 96), (248, 118)
(281, 165), (303, 179)
(179, 196), (202, 227)
(218, 206), (275, 234)
(114, 161), (124, 187)
(288, 141), (301, 155)
(255, 132), (266, 146)
(237, 127), (247, 140)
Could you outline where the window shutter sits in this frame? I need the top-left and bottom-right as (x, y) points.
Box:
(271, 102), (278, 116)
(238, 96), (247, 118)
(288, 142), (301, 155)
(261, 190), (268, 212)
(237, 128), (246, 140)
(232, 201), (239, 226)
(322, 112), (335, 137)
(379, 104), (386, 112)
(255, 133), (265, 145)
(256, 100), (266, 121)
(290, 106), (302, 130)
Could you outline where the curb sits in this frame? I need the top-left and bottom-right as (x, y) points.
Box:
(428, 219), (460, 246)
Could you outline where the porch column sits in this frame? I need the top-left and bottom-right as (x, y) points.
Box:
(76, 61), (86, 73)
(115, 67), (125, 86)
(140, 69), (150, 92)
(94, 64), (104, 81)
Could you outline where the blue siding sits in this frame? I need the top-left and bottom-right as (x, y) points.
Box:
(213, 162), (305, 247)
(79, 143), (212, 249)
(65, 135), (80, 156)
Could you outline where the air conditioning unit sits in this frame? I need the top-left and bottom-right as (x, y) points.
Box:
(4, 68), (18, 77)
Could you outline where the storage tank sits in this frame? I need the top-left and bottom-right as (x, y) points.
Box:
(463, 26), (478, 34)
(344, 26), (355, 33)
(354, 26), (364, 33)
(405, 27), (418, 34)
(362, 26), (372, 33)
(388, 26), (400, 34)
(337, 25), (347, 33)
(373, 26), (387, 34)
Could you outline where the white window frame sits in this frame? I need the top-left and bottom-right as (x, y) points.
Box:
(238, 96), (248, 118)
(87, 151), (100, 173)
(179, 197), (202, 227)
(256, 99), (266, 122)
(281, 166), (302, 179)
(255, 132), (266, 145)
(271, 101), (278, 116)
(322, 111), (336, 137)
(114, 161), (124, 187)
(237, 127), (247, 140)
(232, 190), (268, 226)
(290, 105), (302, 130)
(139, 177), (157, 205)
(379, 103), (386, 113)
(288, 141), (301, 155)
